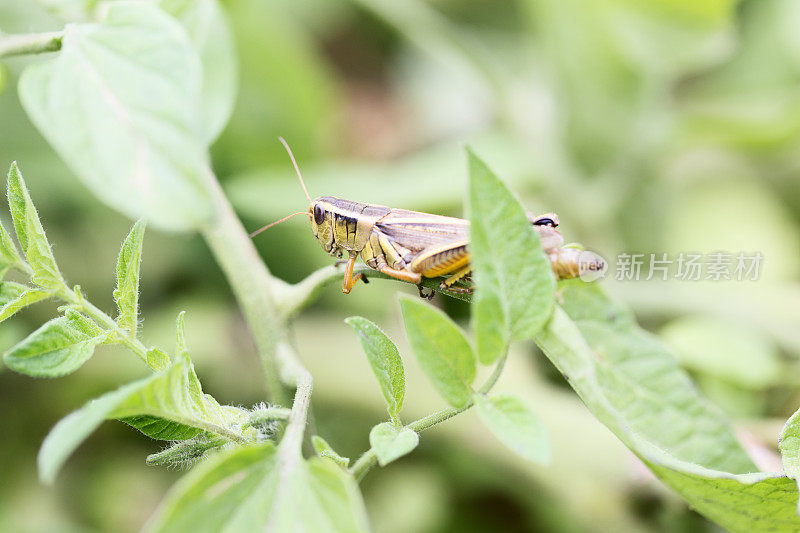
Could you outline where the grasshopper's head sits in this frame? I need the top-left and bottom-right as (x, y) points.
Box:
(309, 197), (337, 253)
(528, 212), (564, 253)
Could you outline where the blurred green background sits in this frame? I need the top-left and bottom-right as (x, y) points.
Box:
(2, 0), (800, 531)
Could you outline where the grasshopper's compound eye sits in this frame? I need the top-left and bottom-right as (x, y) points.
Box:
(533, 217), (557, 228)
(313, 205), (325, 225)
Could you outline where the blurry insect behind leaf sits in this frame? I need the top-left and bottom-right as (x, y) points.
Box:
(250, 139), (605, 297)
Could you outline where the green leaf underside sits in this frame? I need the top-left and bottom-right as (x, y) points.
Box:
(3, 311), (103, 377)
(534, 280), (800, 530)
(114, 220), (145, 335)
(474, 393), (550, 464)
(119, 415), (203, 440)
(345, 316), (405, 418)
(467, 150), (556, 365)
(147, 444), (370, 533)
(18, 2), (214, 231)
(781, 410), (800, 480)
(37, 353), (249, 484)
(399, 296), (475, 408)
(369, 422), (419, 467)
(0, 281), (51, 323)
(312, 435), (350, 468)
(779, 409), (800, 511)
(159, 0), (237, 143)
(6, 163), (64, 289)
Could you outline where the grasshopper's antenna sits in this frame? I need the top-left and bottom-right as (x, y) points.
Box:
(278, 136), (312, 204)
(249, 211), (311, 238)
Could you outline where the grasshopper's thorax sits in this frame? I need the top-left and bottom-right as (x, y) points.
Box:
(310, 196), (391, 255)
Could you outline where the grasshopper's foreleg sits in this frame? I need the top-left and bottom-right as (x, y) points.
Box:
(342, 253), (364, 294)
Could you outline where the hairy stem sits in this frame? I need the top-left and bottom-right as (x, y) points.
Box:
(57, 287), (158, 370)
(350, 354), (507, 481)
(201, 177), (288, 405)
(281, 368), (313, 453)
(265, 350), (313, 529)
(247, 406), (291, 428)
(0, 31), (63, 58)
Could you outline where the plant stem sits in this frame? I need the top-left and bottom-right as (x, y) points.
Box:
(0, 31), (63, 58)
(57, 287), (159, 370)
(146, 435), (228, 466)
(265, 348), (313, 530)
(281, 366), (313, 454)
(247, 406), (291, 428)
(80, 299), (151, 364)
(350, 354), (507, 481)
(201, 178), (288, 405)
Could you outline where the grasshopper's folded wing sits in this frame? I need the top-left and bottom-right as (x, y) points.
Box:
(375, 209), (469, 253)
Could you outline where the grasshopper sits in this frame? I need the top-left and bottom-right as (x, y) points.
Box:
(252, 139), (605, 297)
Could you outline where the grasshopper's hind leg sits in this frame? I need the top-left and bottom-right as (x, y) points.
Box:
(408, 240), (473, 295)
(376, 265), (422, 285)
(439, 265), (473, 294)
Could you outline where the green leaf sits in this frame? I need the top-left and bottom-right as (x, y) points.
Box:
(113, 220), (145, 336)
(37, 353), (251, 484)
(345, 316), (405, 419)
(118, 415), (204, 441)
(0, 281), (51, 323)
(369, 422), (419, 467)
(399, 296), (475, 408)
(3, 311), (104, 377)
(147, 444), (370, 532)
(473, 392), (549, 464)
(780, 409), (800, 479)
(312, 435), (350, 468)
(6, 163), (64, 290)
(18, 2), (214, 231)
(159, 0), (238, 142)
(467, 150), (556, 364)
(644, 464), (798, 530)
(533, 280), (800, 530)
(0, 219), (25, 277)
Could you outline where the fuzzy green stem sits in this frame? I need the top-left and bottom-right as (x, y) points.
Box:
(0, 31), (63, 58)
(264, 353), (313, 529)
(281, 369), (313, 453)
(56, 287), (158, 370)
(146, 435), (228, 466)
(81, 299), (152, 364)
(201, 178), (288, 405)
(350, 354), (507, 481)
(246, 406), (291, 428)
